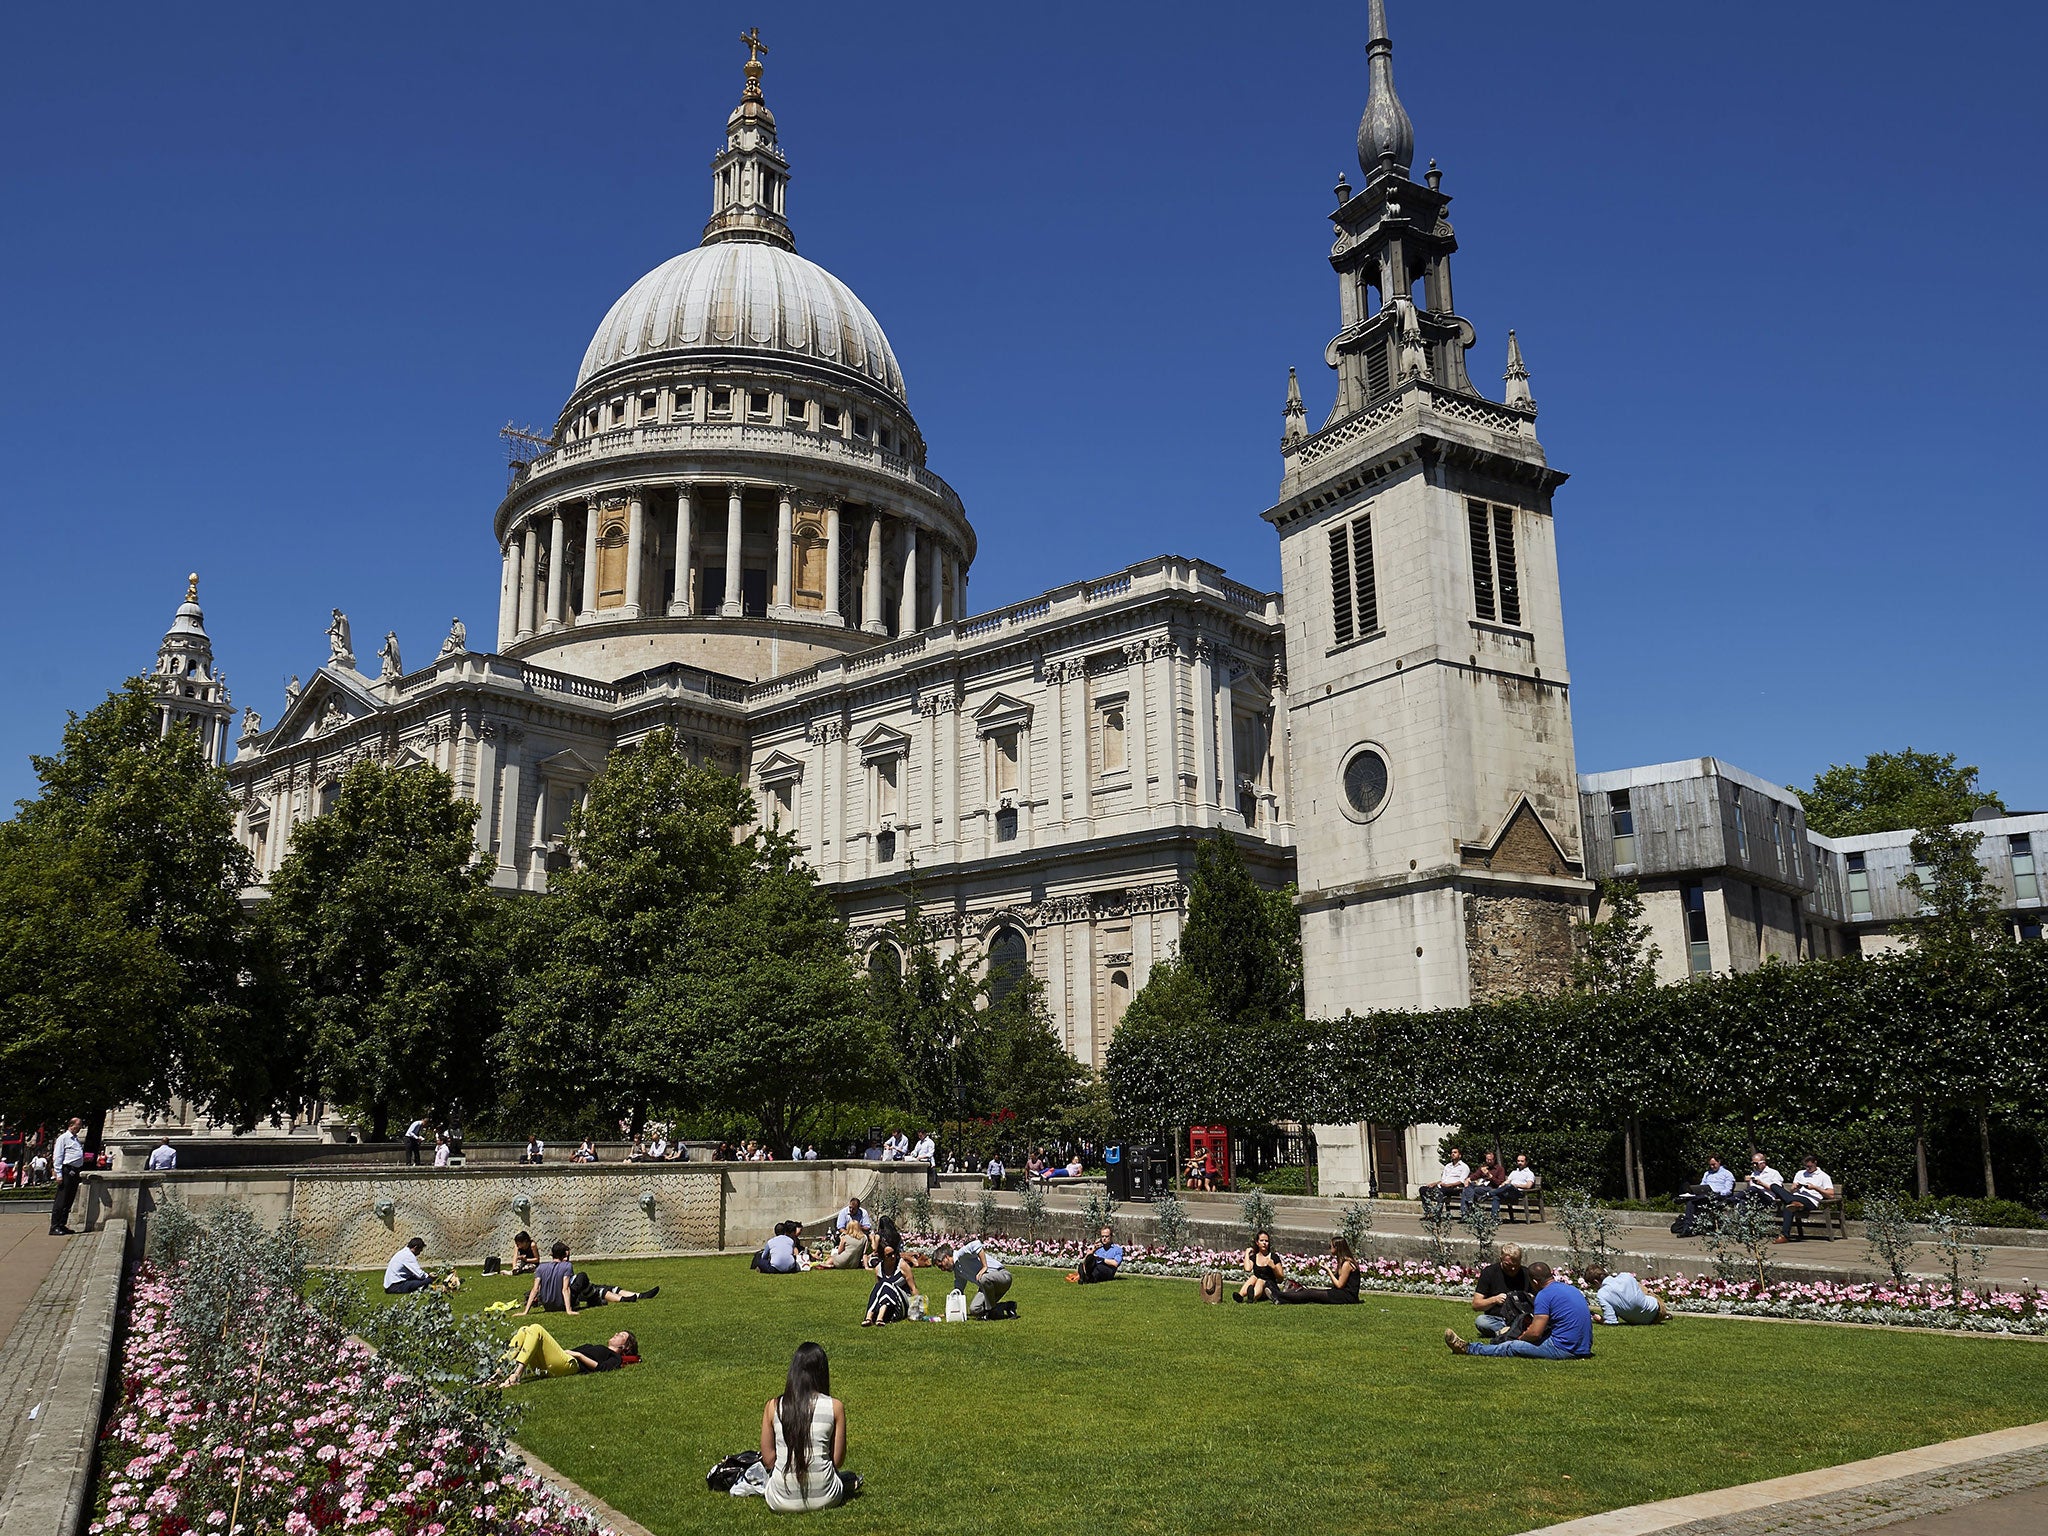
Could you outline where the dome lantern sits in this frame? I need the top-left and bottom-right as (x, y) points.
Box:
(704, 28), (795, 251)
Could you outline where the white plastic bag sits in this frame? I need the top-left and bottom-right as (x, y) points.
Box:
(945, 1288), (968, 1323)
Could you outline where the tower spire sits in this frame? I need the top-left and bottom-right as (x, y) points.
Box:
(1504, 329), (1535, 410)
(1283, 367), (1307, 444)
(703, 28), (795, 250)
(1357, 0), (1415, 182)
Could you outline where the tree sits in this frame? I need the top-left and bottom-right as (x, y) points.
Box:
(1180, 834), (1298, 1027)
(665, 856), (886, 1150)
(1798, 749), (2003, 838)
(865, 899), (985, 1130)
(262, 760), (503, 1140)
(0, 680), (260, 1128)
(1902, 823), (2012, 1197)
(975, 970), (1088, 1133)
(504, 731), (762, 1134)
(1571, 878), (1663, 1198)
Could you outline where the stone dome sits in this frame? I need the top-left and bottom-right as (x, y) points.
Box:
(576, 241), (906, 405)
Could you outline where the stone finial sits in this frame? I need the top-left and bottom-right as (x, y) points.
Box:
(1357, 0), (1415, 182)
(1504, 328), (1535, 410)
(1283, 367), (1308, 445)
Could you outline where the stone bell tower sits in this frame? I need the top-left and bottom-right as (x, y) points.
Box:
(1267, 0), (1589, 1033)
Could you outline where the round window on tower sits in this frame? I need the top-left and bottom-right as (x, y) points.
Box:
(1339, 744), (1391, 824)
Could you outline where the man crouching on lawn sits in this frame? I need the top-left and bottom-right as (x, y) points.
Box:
(500, 1323), (641, 1387)
(1444, 1261), (1593, 1359)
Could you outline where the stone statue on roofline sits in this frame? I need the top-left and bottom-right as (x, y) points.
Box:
(326, 609), (354, 668)
(438, 616), (467, 658)
(284, 674), (302, 706)
(239, 706), (262, 739)
(378, 630), (403, 681)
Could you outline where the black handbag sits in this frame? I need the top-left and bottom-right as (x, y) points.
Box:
(706, 1452), (762, 1492)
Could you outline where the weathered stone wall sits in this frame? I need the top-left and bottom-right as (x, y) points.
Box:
(1462, 889), (1578, 1004)
(84, 1161), (931, 1267)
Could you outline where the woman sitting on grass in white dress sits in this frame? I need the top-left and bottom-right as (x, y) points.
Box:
(760, 1342), (860, 1510)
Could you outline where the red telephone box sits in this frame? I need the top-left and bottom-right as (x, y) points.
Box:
(1188, 1125), (1232, 1190)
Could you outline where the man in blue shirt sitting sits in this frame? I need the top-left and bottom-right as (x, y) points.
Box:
(1675, 1155), (1737, 1235)
(1071, 1226), (1124, 1284)
(1445, 1262), (1592, 1358)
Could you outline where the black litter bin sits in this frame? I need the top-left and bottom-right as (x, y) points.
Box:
(1104, 1143), (1132, 1201)
(1126, 1144), (1155, 1201)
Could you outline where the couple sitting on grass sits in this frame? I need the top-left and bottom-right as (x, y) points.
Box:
(1234, 1232), (1361, 1304)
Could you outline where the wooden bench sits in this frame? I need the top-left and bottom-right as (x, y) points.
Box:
(1499, 1177), (1545, 1224)
(1783, 1183), (1847, 1241)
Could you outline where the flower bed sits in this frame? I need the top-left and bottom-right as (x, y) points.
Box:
(91, 1265), (610, 1536)
(945, 1235), (2048, 1336)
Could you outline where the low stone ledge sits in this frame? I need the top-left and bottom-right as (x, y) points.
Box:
(0, 1220), (128, 1536)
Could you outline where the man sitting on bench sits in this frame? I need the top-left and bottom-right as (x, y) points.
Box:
(1675, 1155), (1736, 1235)
(1771, 1156), (1834, 1241)
(1501, 1154), (1538, 1220)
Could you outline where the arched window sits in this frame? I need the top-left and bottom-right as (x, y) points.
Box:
(988, 926), (1028, 1003)
(867, 942), (902, 984)
(1109, 969), (1131, 1028)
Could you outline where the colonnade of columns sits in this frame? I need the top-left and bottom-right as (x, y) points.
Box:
(497, 481), (966, 647)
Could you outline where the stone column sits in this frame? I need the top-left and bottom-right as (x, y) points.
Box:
(517, 522), (539, 637)
(580, 501), (600, 620)
(862, 514), (886, 635)
(1217, 669), (1239, 820)
(823, 502), (843, 624)
(622, 489), (645, 619)
(898, 521), (919, 636)
(773, 486), (795, 617)
(497, 744), (523, 883)
(670, 483), (694, 615)
(928, 538), (945, 628)
(544, 509), (566, 630)
(722, 482), (745, 617)
(470, 721), (494, 858)
(497, 542), (517, 647)
(1128, 641), (1152, 811)
(1150, 640), (1178, 806)
(1045, 661), (1067, 828)
(1193, 642), (1218, 811)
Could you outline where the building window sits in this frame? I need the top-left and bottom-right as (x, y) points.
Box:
(1732, 798), (1749, 860)
(672, 388), (695, 422)
(868, 943), (902, 983)
(875, 755), (899, 822)
(1466, 501), (1522, 626)
(317, 780), (340, 817)
(1328, 513), (1378, 645)
(767, 779), (795, 831)
(1846, 852), (1871, 917)
(1339, 744), (1390, 821)
(995, 805), (1018, 842)
(1096, 700), (1127, 776)
(1684, 884), (1711, 974)
(1366, 338), (1391, 402)
(988, 926), (1028, 1001)
(638, 391), (656, 417)
(992, 729), (1020, 797)
(788, 397), (810, 426)
(2013, 834), (2039, 903)
(1609, 788), (1635, 865)
(250, 821), (269, 867)
(854, 414), (870, 439)
(876, 829), (897, 863)
(823, 404), (841, 429)
(710, 388), (732, 417)
(1910, 857), (1935, 913)
(1770, 813), (1786, 874)
(1238, 786), (1260, 824)
(748, 390), (770, 418)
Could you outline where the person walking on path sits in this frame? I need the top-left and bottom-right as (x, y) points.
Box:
(49, 1118), (87, 1235)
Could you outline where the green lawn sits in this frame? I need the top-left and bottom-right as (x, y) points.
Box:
(413, 1257), (2048, 1536)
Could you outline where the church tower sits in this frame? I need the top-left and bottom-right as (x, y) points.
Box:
(1268, 0), (1588, 1032)
(152, 574), (234, 767)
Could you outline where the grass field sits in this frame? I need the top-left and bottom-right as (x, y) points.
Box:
(413, 1256), (2048, 1536)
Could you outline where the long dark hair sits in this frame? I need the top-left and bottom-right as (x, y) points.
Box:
(779, 1342), (831, 1493)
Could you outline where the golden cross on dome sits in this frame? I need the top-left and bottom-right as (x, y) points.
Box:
(739, 27), (768, 66)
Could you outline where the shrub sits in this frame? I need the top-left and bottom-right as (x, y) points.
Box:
(974, 1190), (1002, 1237)
(1251, 1165), (1308, 1194)
(1418, 1200), (1456, 1267)
(1460, 1199), (1501, 1262)
(1930, 1212), (1989, 1302)
(1081, 1186), (1119, 1236)
(871, 1183), (907, 1227)
(909, 1188), (935, 1236)
(1558, 1189), (1622, 1273)
(1863, 1190), (1918, 1285)
(1701, 1199), (1780, 1289)
(1240, 1189), (1277, 1243)
(1021, 1182), (1047, 1244)
(1153, 1190), (1190, 1251)
(1337, 1199), (1374, 1260)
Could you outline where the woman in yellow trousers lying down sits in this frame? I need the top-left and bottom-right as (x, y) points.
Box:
(500, 1323), (641, 1387)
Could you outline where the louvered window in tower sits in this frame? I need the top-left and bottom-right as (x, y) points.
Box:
(1329, 525), (1354, 643)
(1352, 513), (1378, 634)
(1366, 339), (1392, 402)
(1492, 507), (1521, 625)
(1467, 502), (1495, 621)
(1468, 501), (1523, 627)
(1328, 515), (1379, 645)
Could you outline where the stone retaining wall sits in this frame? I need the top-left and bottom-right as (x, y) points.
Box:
(83, 1162), (930, 1268)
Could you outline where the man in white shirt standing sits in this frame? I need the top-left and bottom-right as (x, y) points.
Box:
(1421, 1147), (1471, 1218)
(403, 1117), (427, 1166)
(49, 1118), (88, 1235)
(1771, 1156), (1833, 1242)
(911, 1131), (936, 1163)
(146, 1139), (179, 1172)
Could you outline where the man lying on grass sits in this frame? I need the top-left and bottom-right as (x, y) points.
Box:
(500, 1323), (640, 1387)
(1445, 1261), (1593, 1359)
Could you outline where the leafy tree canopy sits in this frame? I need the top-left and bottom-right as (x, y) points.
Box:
(1799, 749), (2004, 838)
(1572, 879), (1661, 993)
(1180, 834), (1300, 1027)
(262, 759), (502, 1140)
(1904, 824), (2012, 964)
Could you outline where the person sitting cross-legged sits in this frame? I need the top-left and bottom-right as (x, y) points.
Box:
(825, 1196), (873, 1269)
(1276, 1238), (1360, 1304)
(754, 1221), (804, 1274)
(761, 1343), (861, 1511)
(520, 1241), (658, 1314)
(499, 1324), (639, 1387)
(1070, 1226), (1124, 1284)
(1235, 1230), (1287, 1303)
(1582, 1265), (1667, 1325)
(860, 1237), (918, 1326)
(1469, 1242), (1534, 1339)
(1446, 1261), (1593, 1359)
(511, 1230), (541, 1274)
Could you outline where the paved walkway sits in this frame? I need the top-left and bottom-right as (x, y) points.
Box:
(0, 1224), (101, 1506)
(1000, 1184), (2048, 1288)
(0, 1209), (68, 1358)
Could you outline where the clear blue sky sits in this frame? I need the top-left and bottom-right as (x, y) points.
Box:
(4, 1), (2043, 812)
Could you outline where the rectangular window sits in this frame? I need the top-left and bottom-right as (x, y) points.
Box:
(1684, 884), (1711, 974)
(876, 757), (899, 821)
(1910, 859), (1935, 913)
(672, 389), (695, 422)
(1098, 703), (1127, 774)
(639, 391), (657, 416)
(1609, 788), (1635, 865)
(767, 781), (794, 830)
(788, 397), (810, 427)
(1732, 798), (1749, 860)
(1491, 506), (1520, 625)
(1770, 814), (1786, 874)
(1329, 525), (1354, 643)
(1846, 852), (1871, 917)
(710, 389), (732, 417)
(876, 828), (896, 863)
(1366, 339), (1391, 402)
(1352, 513), (1378, 634)
(993, 730), (1020, 796)
(823, 404), (841, 429)
(994, 805), (1018, 842)
(1468, 502), (1495, 621)
(854, 414), (871, 439)
(748, 390), (770, 417)
(2013, 834), (2039, 903)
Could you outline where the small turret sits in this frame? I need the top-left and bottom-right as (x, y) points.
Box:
(1503, 329), (1535, 411)
(151, 573), (234, 766)
(1283, 367), (1308, 444)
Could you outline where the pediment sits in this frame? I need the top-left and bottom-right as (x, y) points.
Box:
(858, 722), (911, 760)
(1228, 669), (1273, 709)
(973, 692), (1033, 735)
(268, 665), (385, 746)
(1460, 796), (1582, 879)
(536, 748), (600, 780)
(755, 749), (805, 783)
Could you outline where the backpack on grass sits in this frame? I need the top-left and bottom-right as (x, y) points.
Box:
(706, 1451), (761, 1493)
